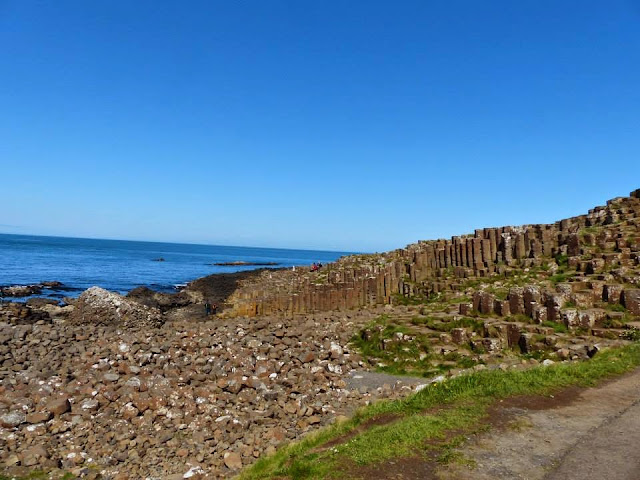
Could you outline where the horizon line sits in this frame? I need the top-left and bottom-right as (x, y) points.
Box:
(0, 231), (361, 255)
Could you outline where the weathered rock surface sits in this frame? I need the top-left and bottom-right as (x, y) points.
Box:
(69, 287), (163, 328)
(0, 302), (51, 325)
(622, 289), (640, 316)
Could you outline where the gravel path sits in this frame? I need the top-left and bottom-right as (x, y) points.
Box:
(439, 367), (640, 480)
(544, 396), (640, 480)
(345, 370), (427, 394)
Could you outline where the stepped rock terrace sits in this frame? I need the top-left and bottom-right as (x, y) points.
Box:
(224, 189), (640, 319)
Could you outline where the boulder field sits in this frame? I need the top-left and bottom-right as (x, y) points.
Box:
(0, 294), (417, 479)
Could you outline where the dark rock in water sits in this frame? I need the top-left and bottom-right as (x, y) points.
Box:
(152, 257), (166, 262)
(0, 281), (66, 298)
(0, 285), (43, 297)
(212, 261), (281, 266)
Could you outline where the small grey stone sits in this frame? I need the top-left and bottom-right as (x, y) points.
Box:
(0, 411), (26, 428)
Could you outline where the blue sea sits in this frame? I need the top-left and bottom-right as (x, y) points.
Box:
(0, 234), (352, 299)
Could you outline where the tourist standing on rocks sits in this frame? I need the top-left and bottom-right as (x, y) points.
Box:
(212, 303), (218, 315)
(204, 301), (211, 316)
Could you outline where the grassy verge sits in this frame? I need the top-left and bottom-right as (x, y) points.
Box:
(238, 342), (640, 480)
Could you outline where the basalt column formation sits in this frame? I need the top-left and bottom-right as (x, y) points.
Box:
(225, 190), (640, 318)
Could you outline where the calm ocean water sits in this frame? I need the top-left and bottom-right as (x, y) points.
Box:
(0, 234), (352, 299)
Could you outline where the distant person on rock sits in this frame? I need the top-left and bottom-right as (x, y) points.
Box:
(212, 303), (218, 315)
(204, 301), (211, 316)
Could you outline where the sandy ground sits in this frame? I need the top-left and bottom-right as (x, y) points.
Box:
(439, 367), (640, 480)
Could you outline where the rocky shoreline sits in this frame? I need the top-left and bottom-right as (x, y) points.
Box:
(0, 283), (422, 479)
(1, 189), (639, 479)
(0, 267), (434, 479)
(2, 268), (632, 479)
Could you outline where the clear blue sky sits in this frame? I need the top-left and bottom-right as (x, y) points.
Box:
(1, 1), (639, 252)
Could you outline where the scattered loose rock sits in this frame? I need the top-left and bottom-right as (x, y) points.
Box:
(223, 451), (242, 470)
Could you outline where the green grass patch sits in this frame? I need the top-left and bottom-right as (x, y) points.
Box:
(337, 402), (486, 465)
(507, 313), (533, 324)
(410, 316), (484, 334)
(352, 315), (482, 377)
(522, 349), (554, 361)
(606, 303), (627, 313)
(392, 291), (443, 306)
(493, 289), (509, 301)
(442, 351), (478, 369)
(351, 315), (435, 376)
(484, 286), (509, 301)
(580, 226), (602, 236)
(554, 253), (569, 268)
(541, 320), (568, 334)
(445, 295), (470, 305)
(603, 317), (624, 328)
(550, 272), (572, 284)
(239, 342), (640, 480)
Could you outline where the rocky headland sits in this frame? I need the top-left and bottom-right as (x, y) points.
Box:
(1, 189), (639, 479)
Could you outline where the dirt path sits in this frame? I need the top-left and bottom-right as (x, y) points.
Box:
(439, 368), (640, 480)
